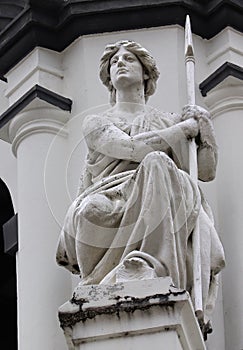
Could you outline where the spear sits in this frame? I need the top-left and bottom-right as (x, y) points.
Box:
(184, 15), (204, 327)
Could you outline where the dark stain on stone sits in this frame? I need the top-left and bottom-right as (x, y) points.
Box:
(58, 290), (186, 329)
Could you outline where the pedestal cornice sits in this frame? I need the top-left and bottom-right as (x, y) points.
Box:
(59, 277), (206, 350)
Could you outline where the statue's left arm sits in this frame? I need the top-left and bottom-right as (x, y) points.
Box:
(182, 105), (218, 182)
(197, 127), (218, 182)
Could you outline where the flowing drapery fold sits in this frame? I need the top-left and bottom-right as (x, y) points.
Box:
(56, 109), (225, 317)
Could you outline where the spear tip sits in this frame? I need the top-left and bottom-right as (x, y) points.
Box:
(185, 14), (194, 58)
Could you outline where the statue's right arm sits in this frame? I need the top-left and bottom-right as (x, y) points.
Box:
(83, 115), (198, 163)
(83, 114), (149, 162)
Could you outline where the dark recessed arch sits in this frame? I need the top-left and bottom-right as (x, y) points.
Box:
(0, 178), (17, 349)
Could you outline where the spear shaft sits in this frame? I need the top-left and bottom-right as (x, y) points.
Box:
(185, 15), (204, 324)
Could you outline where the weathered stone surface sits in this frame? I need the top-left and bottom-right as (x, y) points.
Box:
(58, 277), (206, 350)
(56, 40), (225, 336)
(59, 277), (178, 327)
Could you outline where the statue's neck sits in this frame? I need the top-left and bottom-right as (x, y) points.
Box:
(114, 85), (146, 117)
(115, 84), (145, 106)
(111, 102), (146, 121)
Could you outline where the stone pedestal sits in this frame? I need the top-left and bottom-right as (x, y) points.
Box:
(59, 277), (206, 350)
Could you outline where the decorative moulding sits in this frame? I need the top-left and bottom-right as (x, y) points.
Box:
(0, 85), (72, 143)
(199, 62), (243, 97)
(203, 76), (243, 118)
(10, 116), (68, 157)
(0, 0), (243, 79)
(5, 47), (64, 104)
(205, 27), (243, 80)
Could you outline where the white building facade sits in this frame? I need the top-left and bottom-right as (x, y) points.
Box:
(0, 1), (242, 349)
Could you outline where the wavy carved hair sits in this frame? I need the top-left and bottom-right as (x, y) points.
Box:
(99, 40), (160, 106)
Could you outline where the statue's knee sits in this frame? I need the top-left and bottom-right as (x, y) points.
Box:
(79, 195), (100, 219)
(143, 151), (173, 168)
(79, 194), (110, 221)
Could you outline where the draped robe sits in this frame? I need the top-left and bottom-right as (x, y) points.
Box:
(56, 108), (225, 317)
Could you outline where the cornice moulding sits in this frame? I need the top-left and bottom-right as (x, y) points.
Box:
(0, 0), (242, 79)
(10, 117), (68, 157)
(199, 62), (243, 97)
(0, 85), (72, 129)
(0, 85), (72, 142)
(5, 47), (64, 102)
(203, 76), (243, 118)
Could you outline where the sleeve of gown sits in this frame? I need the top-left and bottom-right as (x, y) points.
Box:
(197, 117), (218, 182)
(82, 114), (152, 162)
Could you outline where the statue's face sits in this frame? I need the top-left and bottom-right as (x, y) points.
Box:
(109, 46), (144, 91)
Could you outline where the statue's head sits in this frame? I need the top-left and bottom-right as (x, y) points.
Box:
(99, 40), (160, 105)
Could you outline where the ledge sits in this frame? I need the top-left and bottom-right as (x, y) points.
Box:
(0, 0), (243, 79)
(0, 84), (72, 130)
(199, 62), (243, 96)
(58, 277), (206, 349)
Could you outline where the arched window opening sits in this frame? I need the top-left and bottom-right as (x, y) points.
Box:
(0, 178), (17, 349)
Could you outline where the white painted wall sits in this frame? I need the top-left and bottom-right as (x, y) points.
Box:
(1, 23), (243, 350)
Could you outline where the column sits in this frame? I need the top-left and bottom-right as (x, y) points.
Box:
(204, 77), (243, 350)
(8, 101), (72, 350)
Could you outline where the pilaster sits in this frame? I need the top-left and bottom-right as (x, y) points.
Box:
(0, 47), (73, 350)
(5, 47), (64, 106)
(204, 75), (243, 350)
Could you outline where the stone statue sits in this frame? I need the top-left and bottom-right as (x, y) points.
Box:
(56, 40), (225, 328)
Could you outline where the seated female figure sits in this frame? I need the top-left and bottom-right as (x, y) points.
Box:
(56, 40), (225, 326)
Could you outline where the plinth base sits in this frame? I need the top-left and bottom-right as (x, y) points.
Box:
(59, 277), (206, 350)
